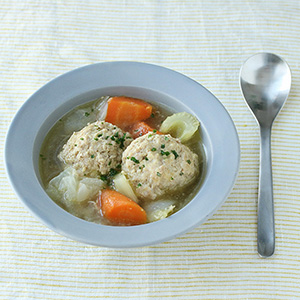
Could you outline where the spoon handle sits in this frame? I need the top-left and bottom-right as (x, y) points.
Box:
(257, 127), (275, 257)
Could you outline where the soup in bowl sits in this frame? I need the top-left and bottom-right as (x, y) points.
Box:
(5, 62), (240, 248)
(40, 95), (206, 226)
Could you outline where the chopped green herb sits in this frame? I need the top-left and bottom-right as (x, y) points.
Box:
(126, 136), (132, 139)
(84, 112), (90, 117)
(131, 157), (140, 164)
(171, 177), (174, 180)
(151, 113), (155, 118)
(127, 156), (130, 159)
(116, 164), (121, 169)
(74, 144), (77, 147)
(110, 136), (115, 141)
(145, 157), (149, 161)
(105, 136), (109, 140)
(161, 150), (170, 156)
(100, 175), (107, 181)
(108, 161), (111, 166)
(91, 154), (95, 158)
(108, 143), (113, 146)
(114, 133), (127, 149)
(80, 138), (84, 140)
(161, 144), (165, 149)
(137, 183), (142, 187)
(84, 174), (87, 176)
(187, 159), (191, 164)
(109, 168), (119, 177)
(98, 134), (103, 137)
(171, 150), (179, 159)
(151, 147), (157, 152)
(134, 129), (139, 132)
(148, 134), (153, 138)
(179, 171), (184, 176)
(164, 136), (169, 141)
(99, 168), (120, 181)
(94, 138), (98, 141)
(157, 172), (161, 177)
(153, 129), (157, 133)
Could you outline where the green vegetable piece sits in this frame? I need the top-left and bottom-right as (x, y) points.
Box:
(160, 112), (200, 143)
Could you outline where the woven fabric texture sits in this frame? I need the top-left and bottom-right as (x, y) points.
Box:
(1, 1), (300, 299)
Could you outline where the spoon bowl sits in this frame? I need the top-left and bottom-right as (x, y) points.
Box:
(240, 53), (291, 257)
(240, 53), (291, 127)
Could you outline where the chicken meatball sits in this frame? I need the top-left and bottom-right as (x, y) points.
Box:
(122, 133), (199, 200)
(58, 121), (132, 177)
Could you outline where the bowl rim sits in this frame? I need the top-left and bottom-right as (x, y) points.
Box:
(5, 61), (240, 248)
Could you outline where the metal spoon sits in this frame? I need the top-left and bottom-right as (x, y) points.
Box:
(240, 53), (291, 257)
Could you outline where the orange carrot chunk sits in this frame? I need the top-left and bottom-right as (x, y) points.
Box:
(99, 189), (147, 226)
(105, 96), (152, 128)
(129, 121), (162, 139)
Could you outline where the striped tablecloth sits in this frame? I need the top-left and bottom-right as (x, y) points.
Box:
(1, 1), (300, 299)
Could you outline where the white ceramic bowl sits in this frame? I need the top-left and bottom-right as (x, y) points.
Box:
(5, 62), (240, 248)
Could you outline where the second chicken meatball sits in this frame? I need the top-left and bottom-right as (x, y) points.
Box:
(122, 133), (199, 200)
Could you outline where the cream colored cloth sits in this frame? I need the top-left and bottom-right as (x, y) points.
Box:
(1, 1), (300, 299)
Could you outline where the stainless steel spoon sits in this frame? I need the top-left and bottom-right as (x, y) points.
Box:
(240, 53), (291, 257)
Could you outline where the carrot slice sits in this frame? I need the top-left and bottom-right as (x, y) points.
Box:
(99, 189), (147, 226)
(105, 96), (152, 128)
(129, 121), (162, 138)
